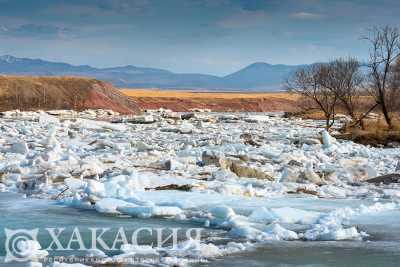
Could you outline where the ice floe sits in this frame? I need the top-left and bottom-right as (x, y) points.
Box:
(1, 109), (400, 265)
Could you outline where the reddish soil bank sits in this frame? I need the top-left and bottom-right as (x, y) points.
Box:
(0, 76), (140, 114)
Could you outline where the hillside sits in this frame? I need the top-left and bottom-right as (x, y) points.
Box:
(0, 76), (141, 114)
(223, 62), (304, 90)
(0, 55), (303, 91)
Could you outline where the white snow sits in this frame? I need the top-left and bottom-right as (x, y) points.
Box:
(249, 207), (321, 224)
(95, 198), (135, 214)
(118, 205), (183, 218)
(1, 110), (400, 265)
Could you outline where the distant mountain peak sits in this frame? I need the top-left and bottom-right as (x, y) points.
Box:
(0, 55), (19, 63)
(246, 62), (272, 67)
(0, 55), (306, 91)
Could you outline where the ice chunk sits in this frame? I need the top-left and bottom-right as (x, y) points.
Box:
(303, 207), (362, 241)
(263, 148), (282, 159)
(118, 205), (182, 218)
(197, 243), (222, 257)
(133, 141), (153, 152)
(265, 224), (299, 240)
(80, 158), (105, 178)
(27, 262), (42, 267)
(229, 226), (266, 241)
(210, 206), (236, 220)
(64, 178), (86, 191)
(339, 158), (377, 181)
(120, 244), (158, 255)
(250, 207), (320, 225)
(249, 207), (276, 223)
(75, 118), (127, 131)
(151, 206), (183, 217)
(61, 194), (94, 210)
(305, 225), (362, 241)
(359, 202), (398, 214)
(172, 238), (222, 258)
(319, 185), (347, 198)
(10, 142), (29, 154)
(321, 130), (335, 148)
(302, 165), (322, 184)
(85, 180), (105, 197)
(212, 169), (237, 181)
(243, 115), (270, 123)
(280, 167), (299, 183)
(39, 112), (59, 125)
(179, 122), (194, 134)
(95, 198), (135, 214)
(331, 227), (362, 240)
(164, 159), (185, 170)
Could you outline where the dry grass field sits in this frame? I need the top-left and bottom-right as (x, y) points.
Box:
(122, 89), (300, 100)
(122, 89), (301, 112)
(340, 117), (400, 146)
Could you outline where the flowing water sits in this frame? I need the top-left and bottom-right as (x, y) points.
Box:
(1, 193), (400, 266)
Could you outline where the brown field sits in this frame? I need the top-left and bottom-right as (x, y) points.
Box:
(122, 89), (299, 100)
(122, 89), (301, 112)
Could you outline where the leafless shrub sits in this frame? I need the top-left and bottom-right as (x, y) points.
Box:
(286, 64), (338, 129)
(322, 57), (364, 119)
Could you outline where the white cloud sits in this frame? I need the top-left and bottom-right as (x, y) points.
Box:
(0, 23), (77, 40)
(290, 12), (322, 20)
(217, 10), (269, 29)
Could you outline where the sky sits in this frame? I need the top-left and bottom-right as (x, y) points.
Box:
(0, 0), (399, 75)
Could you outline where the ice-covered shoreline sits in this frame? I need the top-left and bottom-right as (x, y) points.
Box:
(1, 109), (400, 266)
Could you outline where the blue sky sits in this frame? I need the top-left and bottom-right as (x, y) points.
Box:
(0, 0), (399, 75)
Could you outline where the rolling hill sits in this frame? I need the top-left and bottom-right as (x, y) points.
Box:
(0, 75), (141, 113)
(0, 55), (304, 91)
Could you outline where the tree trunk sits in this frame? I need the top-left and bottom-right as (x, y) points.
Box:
(381, 101), (392, 128)
(344, 101), (355, 119)
(325, 114), (331, 130)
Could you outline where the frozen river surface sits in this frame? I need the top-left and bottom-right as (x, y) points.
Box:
(1, 193), (400, 267)
(0, 110), (399, 266)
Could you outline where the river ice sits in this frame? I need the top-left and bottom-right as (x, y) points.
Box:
(0, 109), (399, 266)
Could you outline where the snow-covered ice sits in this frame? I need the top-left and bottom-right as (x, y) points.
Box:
(1, 109), (400, 266)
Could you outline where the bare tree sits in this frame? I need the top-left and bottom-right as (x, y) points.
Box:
(388, 57), (400, 113)
(364, 25), (400, 128)
(286, 64), (339, 129)
(322, 57), (364, 119)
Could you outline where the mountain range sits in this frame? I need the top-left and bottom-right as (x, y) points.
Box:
(0, 55), (305, 91)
